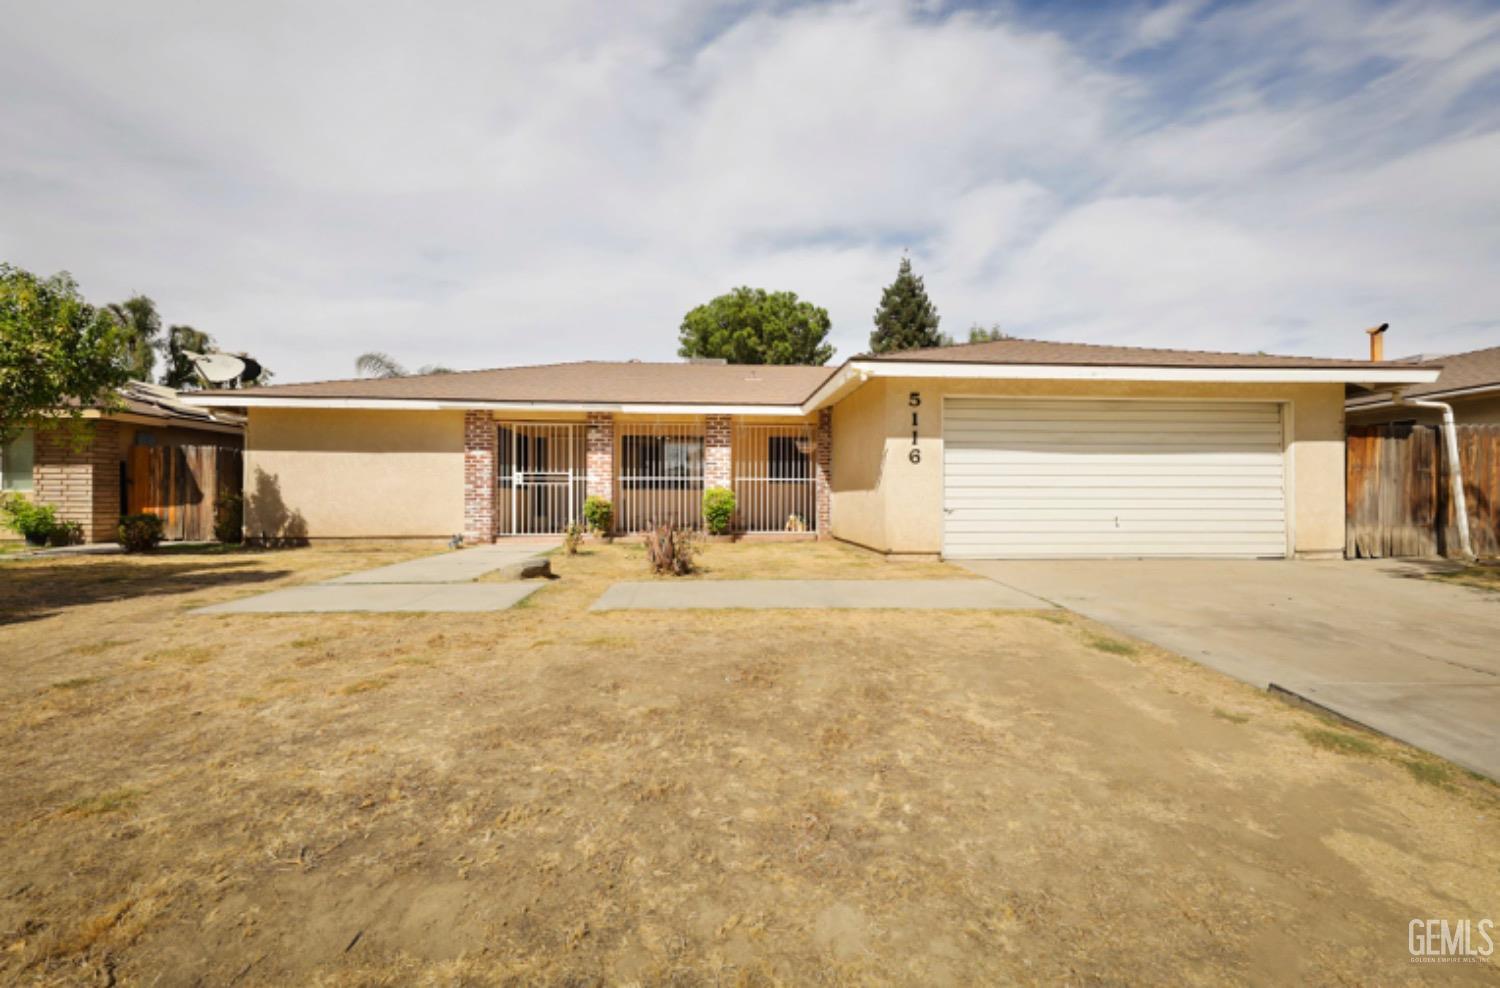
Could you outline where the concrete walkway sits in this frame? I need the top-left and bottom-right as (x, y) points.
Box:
(963, 559), (1500, 780)
(196, 541), (556, 614)
(590, 579), (1053, 611)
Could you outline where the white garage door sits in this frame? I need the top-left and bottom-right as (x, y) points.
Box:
(943, 398), (1288, 559)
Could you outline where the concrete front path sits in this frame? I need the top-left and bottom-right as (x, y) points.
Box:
(590, 579), (1053, 612)
(326, 542), (554, 584)
(963, 559), (1500, 779)
(196, 541), (556, 614)
(196, 582), (541, 614)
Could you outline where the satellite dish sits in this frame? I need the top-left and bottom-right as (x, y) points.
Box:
(237, 356), (263, 386)
(185, 350), (247, 385)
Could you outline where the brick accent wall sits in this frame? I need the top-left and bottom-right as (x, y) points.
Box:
(585, 412), (614, 514)
(32, 420), (121, 543)
(814, 408), (832, 539)
(462, 410), (496, 543)
(704, 414), (732, 490)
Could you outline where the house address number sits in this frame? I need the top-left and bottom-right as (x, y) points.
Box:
(908, 392), (921, 463)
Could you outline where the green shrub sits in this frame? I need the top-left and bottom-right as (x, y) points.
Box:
(117, 513), (165, 552)
(563, 521), (583, 555)
(583, 496), (613, 535)
(702, 486), (736, 536)
(214, 492), (244, 544)
(46, 521), (84, 547)
(1, 494), (59, 543)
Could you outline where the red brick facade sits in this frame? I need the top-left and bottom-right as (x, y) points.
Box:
(814, 408), (832, 539)
(32, 421), (122, 543)
(462, 410), (496, 543)
(704, 414), (731, 490)
(585, 412), (614, 505)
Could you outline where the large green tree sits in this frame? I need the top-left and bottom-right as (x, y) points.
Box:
(870, 256), (943, 353)
(0, 264), (129, 445)
(677, 287), (834, 365)
(106, 294), (162, 381)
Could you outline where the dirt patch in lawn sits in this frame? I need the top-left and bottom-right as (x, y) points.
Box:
(0, 541), (1496, 986)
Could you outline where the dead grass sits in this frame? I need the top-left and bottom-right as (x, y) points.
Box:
(1426, 561), (1500, 593)
(0, 539), (1496, 985)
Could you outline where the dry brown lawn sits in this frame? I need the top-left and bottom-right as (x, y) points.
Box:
(0, 540), (1496, 986)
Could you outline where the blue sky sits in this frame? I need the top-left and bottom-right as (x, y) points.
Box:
(2, 0), (1498, 380)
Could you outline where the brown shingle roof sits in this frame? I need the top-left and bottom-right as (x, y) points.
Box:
(1346, 345), (1500, 407)
(228, 361), (835, 406)
(860, 336), (1411, 369)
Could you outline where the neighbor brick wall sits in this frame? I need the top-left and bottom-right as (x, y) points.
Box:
(462, 410), (496, 543)
(32, 420), (121, 543)
(704, 414), (732, 490)
(586, 412), (614, 515)
(814, 408), (832, 539)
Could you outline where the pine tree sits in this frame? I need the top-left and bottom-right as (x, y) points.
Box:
(870, 256), (943, 354)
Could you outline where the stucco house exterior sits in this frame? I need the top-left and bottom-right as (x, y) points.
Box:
(1, 382), (245, 543)
(1346, 345), (1500, 426)
(187, 339), (1436, 559)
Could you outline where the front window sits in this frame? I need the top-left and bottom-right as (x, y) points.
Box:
(767, 435), (811, 480)
(621, 435), (703, 487)
(1, 428), (35, 491)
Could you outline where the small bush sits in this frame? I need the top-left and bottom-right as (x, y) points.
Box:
(644, 523), (695, 575)
(703, 487), (735, 536)
(2, 494), (60, 543)
(214, 492), (244, 544)
(46, 520), (84, 547)
(563, 522), (584, 555)
(583, 496), (613, 535)
(117, 513), (165, 552)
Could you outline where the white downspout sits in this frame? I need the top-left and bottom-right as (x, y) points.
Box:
(1396, 394), (1473, 560)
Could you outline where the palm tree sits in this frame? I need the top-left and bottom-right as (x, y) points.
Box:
(106, 295), (162, 381)
(161, 324), (214, 389)
(355, 352), (455, 378)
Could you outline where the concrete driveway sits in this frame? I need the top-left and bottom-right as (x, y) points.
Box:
(962, 559), (1500, 780)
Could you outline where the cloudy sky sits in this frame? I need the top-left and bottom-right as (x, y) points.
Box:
(3, 0), (1498, 381)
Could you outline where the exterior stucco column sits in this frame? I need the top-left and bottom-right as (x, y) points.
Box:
(704, 414), (732, 490)
(585, 411), (615, 512)
(814, 408), (832, 539)
(462, 410), (496, 543)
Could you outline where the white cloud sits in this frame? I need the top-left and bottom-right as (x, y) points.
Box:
(0, 0), (1497, 381)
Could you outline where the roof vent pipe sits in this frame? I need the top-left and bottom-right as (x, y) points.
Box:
(1366, 323), (1389, 362)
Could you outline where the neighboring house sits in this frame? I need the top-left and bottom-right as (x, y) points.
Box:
(1346, 345), (1500, 425)
(1, 382), (245, 543)
(185, 339), (1435, 559)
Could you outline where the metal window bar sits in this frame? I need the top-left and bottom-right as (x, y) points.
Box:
(733, 423), (817, 533)
(495, 422), (587, 535)
(616, 419), (705, 532)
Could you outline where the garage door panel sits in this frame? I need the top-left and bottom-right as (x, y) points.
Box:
(942, 397), (1287, 559)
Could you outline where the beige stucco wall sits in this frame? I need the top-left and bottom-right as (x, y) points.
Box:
(828, 377), (1348, 558)
(244, 408), (464, 538)
(1347, 394), (1500, 427)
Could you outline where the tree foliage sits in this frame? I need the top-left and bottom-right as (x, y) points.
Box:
(106, 295), (162, 381)
(965, 323), (1010, 344)
(678, 287), (834, 366)
(0, 264), (130, 447)
(870, 256), (943, 354)
(356, 352), (455, 378)
(161, 324), (215, 389)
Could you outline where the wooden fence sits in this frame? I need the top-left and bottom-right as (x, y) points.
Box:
(1346, 424), (1500, 558)
(127, 445), (243, 541)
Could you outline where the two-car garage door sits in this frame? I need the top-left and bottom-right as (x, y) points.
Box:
(942, 398), (1288, 559)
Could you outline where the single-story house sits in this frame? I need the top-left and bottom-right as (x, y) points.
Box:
(1, 382), (245, 543)
(1346, 344), (1500, 426)
(185, 338), (1437, 559)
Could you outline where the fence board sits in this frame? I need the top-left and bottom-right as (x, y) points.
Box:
(1347, 423), (1500, 558)
(127, 444), (242, 541)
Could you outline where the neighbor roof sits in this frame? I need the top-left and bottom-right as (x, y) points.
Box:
(1346, 345), (1500, 407)
(861, 336), (1413, 370)
(212, 361), (835, 406)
